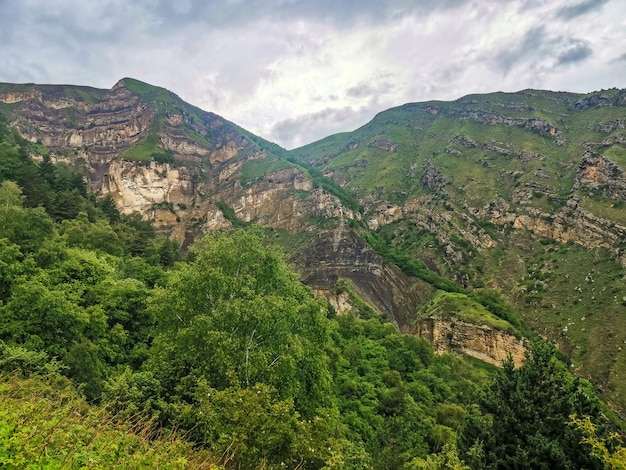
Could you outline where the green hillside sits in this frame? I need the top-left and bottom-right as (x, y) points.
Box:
(290, 88), (626, 414)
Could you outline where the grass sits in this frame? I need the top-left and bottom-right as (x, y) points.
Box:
(288, 87), (626, 412)
(214, 200), (249, 228)
(575, 192), (626, 225)
(122, 78), (181, 114)
(239, 157), (295, 187)
(516, 243), (626, 398)
(119, 135), (174, 163)
(0, 374), (219, 468)
(417, 291), (518, 334)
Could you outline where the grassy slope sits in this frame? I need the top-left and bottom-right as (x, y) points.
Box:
(417, 291), (518, 334)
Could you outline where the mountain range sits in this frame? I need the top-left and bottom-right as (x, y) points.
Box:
(1, 78), (625, 415)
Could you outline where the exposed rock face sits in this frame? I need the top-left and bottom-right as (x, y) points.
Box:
(477, 196), (626, 266)
(0, 80), (364, 242)
(574, 151), (626, 201)
(223, 168), (359, 232)
(413, 317), (528, 367)
(525, 118), (558, 136)
(5, 84), (154, 160)
(574, 91), (626, 110)
(401, 196), (497, 265)
(421, 162), (445, 190)
(595, 119), (626, 133)
(297, 225), (434, 330)
(366, 202), (403, 230)
(452, 135), (544, 161)
(369, 139), (398, 152)
(98, 160), (195, 215)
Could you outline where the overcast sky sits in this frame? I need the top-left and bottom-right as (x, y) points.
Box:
(1, 0), (625, 149)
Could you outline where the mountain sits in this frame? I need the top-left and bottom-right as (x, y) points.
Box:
(292, 88), (626, 412)
(1, 79), (625, 414)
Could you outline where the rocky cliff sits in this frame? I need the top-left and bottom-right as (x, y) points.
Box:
(0, 79), (358, 238)
(0, 78), (377, 321)
(297, 224), (435, 330)
(414, 317), (528, 367)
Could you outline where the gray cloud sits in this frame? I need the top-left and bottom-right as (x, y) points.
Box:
(1, 0), (625, 148)
(495, 26), (548, 72)
(147, 0), (469, 30)
(555, 0), (608, 20)
(346, 82), (395, 99)
(0, 0), (467, 41)
(270, 105), (379, 149)
(557, 42), (593, 65)
(495, 27), (593, 73)
(611, 52), (626, 63)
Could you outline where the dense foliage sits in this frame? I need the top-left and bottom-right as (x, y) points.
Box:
(0, 114), (621, 467)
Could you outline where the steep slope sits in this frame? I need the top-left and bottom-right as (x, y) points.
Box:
(291, 88), (626, 412)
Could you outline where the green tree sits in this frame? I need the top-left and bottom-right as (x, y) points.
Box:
(459, 340), (603, 469)
(115, 228), (340, 466)
(148, 228), (333, 413)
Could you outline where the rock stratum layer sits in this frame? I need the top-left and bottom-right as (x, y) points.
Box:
(414, 317), (528, 367)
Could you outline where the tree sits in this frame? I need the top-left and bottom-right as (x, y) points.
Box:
(459, 340), (603, 469)
(119, 228), (340, 466)
(147, 228), (334, 413)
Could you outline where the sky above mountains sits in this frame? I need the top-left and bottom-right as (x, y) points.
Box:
(1, 0), (625, 149)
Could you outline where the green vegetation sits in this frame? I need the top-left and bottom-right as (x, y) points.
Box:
(239, 156), (294, 187)
(459, 340), (605, 469)
(122, 78), (182, 113)
(0, 374), (215, 468)
(214, 200), (249, 228)
(417, 292), (518, 334)
(366, 231), (465, 293)
(119, 135), (174, 163)
(290, 87), (626, 415)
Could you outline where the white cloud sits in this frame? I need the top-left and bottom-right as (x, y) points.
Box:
(0, 0), (625, 148)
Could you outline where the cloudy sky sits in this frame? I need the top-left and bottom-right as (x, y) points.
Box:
(1, 0), (625, 148)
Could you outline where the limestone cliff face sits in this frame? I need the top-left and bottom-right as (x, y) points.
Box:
(414, 317), (528, 367)
(574, 151), (626, 201)
(478, 196), (626, 267)
(1, 80), (360, 240)
(98, 160), (195, 215)
(2, 84), (153, 159)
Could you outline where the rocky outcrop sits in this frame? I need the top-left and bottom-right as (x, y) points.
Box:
(366, 202), (403, 230)
(222, 168), (359, 232)
(421, 162), (445, 190)
(477, 196), (626, 267)
(369, 139), (398, 152)
(413, 316), (528, 367)
(297, 225), (435, 330)
(574, 91), (626, 110)
(595, 119), (626, 133)
(402, 196), (497, 262)
(1, 80), (363, 240)
(98, 160), (195, 216)
(452, 135), (544, 161)
(574, 151), (626, 201)
(5, 84), (153, 159)
(525, 118), (558, 136)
